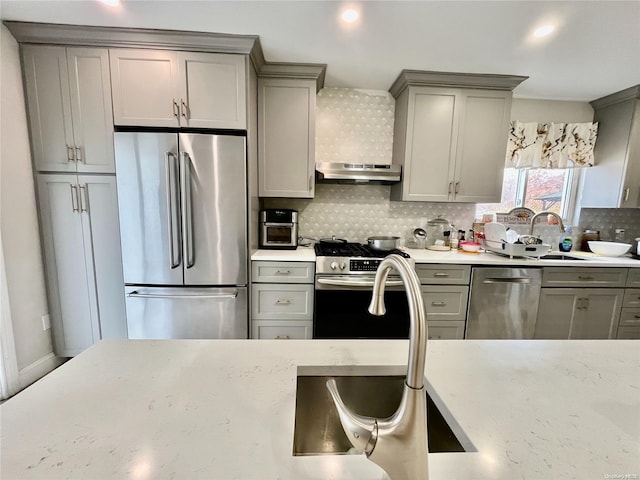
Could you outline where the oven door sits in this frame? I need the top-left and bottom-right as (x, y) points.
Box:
(314, 275), (410, 339)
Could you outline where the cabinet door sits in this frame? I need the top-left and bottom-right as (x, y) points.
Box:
(109, 49), (179, 127)
(67, 48), (114, 173)
(177, 52), (246, 129)
(78, 176), (127, 339)
(620, 100), (640, 207)
(453, 90), (511, 203)
(421, 286), (469, 321)
(572, 289), (623, 339)
(427, 321), (465, 339)
(534, 288), (578, 339)
(401, 87), (458, 201)
(258, 78), (315, 197)
(22, 45), (75, 172)
(37, 174), (100, 356)
(251, 320), (313, 339)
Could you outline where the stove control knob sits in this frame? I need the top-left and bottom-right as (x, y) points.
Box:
(330, 261), (339, 270)
(339, 262), (347, 270)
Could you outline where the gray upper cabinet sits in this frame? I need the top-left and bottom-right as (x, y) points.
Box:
(580, 85), (640, 208)
(37, 174), (127, 356)
(258, 77), (316, 198)
(389, 71), (525, 203)
(110, 49), (246, 129)
(22, 45), (114, 173)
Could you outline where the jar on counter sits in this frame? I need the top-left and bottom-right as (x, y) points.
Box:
(580, 229), (600, 252)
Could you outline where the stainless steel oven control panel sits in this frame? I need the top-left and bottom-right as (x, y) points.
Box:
(316, 256), (413, 275)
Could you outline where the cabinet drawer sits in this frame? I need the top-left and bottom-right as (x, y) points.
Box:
(616, 325), (640, 339)
(252, 284), (313, 320)
(252, 261), (314, 284)
(623, 289), (640, 308)
(421, 285), (469, 321)
(427, 321), (466, 340)
(251, 321), (312, 339)
(619, 308), (640, 327)
(627, 270), (640, 287)
(541, 267), (628, 287)
(416, 264), (471, 285)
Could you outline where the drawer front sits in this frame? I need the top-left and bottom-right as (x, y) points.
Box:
(251, 321), (312, 339)
(623, 289), (640, 308)
(252, 284), (313, 320)
(542, 267), (628, 287)
(627, 270), (640, 288)
(416, 264), (471, 285)
(616, 325), (640, 339)
(619, 308), (640, 327)
(421, 285), (469, 321)
(427, 321), (466, 340)
(252, 261), (314, 284)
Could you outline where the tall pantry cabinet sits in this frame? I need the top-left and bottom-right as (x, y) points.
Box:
(22, 45), (127, 357)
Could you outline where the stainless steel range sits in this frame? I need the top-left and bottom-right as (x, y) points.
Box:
(313, 242), (413, 339)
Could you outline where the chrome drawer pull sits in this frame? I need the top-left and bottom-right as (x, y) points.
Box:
(275, 270), (291, 275)
(578, 275), (595, 281)
(431, 301), (447, 307)
(275, 335), (291, 340)
(275, 299), (291, 305)
(433, 272), (450, 277)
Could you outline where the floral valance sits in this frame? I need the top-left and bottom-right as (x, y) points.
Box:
(506, 121), (598, 169)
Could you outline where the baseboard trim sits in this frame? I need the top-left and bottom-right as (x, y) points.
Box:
(18, 352), (65, 390)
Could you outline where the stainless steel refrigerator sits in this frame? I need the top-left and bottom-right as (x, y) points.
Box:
(114, 131), (248, 339)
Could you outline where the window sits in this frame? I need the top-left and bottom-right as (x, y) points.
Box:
(476, 168), (578, 220)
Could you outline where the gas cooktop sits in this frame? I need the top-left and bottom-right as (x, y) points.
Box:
(314, 242), (410, 258)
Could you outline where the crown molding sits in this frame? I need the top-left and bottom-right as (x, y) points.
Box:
(590, 84), (640, 110)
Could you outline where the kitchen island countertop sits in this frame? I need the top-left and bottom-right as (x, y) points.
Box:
(1, 339), (639, 479)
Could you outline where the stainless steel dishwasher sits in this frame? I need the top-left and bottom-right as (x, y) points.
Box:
(466, 267), (542, 339)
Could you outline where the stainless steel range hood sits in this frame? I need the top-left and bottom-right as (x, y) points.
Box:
(315, 162), (402, 184)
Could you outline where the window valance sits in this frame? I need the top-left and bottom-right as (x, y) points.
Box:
(506, 122), (598, 169)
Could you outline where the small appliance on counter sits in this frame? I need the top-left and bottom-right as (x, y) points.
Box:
(259, 209), (298, 249)
(483, 222), (551, 258)
(425, 215), (453, 250)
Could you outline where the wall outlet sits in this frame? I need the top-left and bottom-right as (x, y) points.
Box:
(41, 314), (51, 331)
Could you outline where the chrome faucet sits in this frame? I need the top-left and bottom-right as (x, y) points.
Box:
(326, 254), (429, 480)
(529, 211), (565, 236)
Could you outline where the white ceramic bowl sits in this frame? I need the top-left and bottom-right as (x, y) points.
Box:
(460, 241), (482, 253)
(588, 241), (631, 257)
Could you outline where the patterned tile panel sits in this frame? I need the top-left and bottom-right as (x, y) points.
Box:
(579, 208), (640, 244)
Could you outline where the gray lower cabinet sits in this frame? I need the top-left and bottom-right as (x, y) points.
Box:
(619, 288), (640, 338)
(37, 174), (127, 356)
(417, 264), (470, 339)
(251, 261), (315, 339)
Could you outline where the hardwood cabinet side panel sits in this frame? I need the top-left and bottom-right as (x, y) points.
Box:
(67, 48), (115, 173)
(404, 88), (457, 201)
(22, 45), (75, 172)
(454, 91), (510, 203)
(109, 49), (179, 127)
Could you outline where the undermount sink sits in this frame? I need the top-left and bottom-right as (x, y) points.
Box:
(293, 365), (475, 456)
(539, 254), (586, 261)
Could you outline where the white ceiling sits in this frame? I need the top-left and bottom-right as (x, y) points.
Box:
(1, 0), (639, 101)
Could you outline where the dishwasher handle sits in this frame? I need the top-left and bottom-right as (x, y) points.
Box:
(482, 277), (532, 284)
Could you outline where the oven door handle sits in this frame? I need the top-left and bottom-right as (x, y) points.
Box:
(316, 278), (405, 288)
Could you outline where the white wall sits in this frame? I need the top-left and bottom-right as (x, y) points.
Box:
(510, 98), (594, 123)
(0, 25), (54, 374)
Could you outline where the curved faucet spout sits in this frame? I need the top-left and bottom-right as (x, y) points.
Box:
(530, 211), (565, 236)
(326, 254), (430, 480)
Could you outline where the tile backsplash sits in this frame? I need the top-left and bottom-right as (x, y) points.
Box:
(263, 184), (476, 244)
(578, 208), (640, 243)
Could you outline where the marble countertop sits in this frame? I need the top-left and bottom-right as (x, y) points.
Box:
(251, 246), (640, 267)
(2, 339), (639, 479)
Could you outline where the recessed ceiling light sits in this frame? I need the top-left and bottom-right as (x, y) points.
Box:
(341, 8), (359, 23)
(533, 25), (554, 38)
(98, 0), (121, 6)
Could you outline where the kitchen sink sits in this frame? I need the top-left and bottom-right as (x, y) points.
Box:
(539, 254), (586, 260)
(293, 365), (475, 455)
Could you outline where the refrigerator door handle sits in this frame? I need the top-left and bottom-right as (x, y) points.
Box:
(127, 290), (238, 300)
(181, 151), (195, 269)
(165, 152), (181, 269)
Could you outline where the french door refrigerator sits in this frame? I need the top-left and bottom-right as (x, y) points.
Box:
(115, 131), (248, 339)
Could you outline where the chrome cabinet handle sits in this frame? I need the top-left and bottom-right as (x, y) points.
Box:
(66, 145), (75, 163)
(578, 275), (595, 281)
(634, 315), (640, 319)
(455, 181), (460, 194)
(431, 301), (447, 307)
(428, 335), (442, 340)
(74, 146), (83, 163)
(448, 182), (453, 194)
(275, 270), (291, 275)
(181, 152), (195, 269)
(127, 290), (238, 300)
(433, 272), (450, 277)
(172, 100), (179, 118)
(165, 152), (181, 269)
(275, 335), (291, 340)
(70, 184), (79, 212)
(181, 100), (189, 119)
(624, 187), (630, 202)
(79, 184), (89, 213)
(275, 299), (291, 305)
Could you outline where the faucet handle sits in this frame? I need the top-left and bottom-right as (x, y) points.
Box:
(326, 379), (378, 454)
